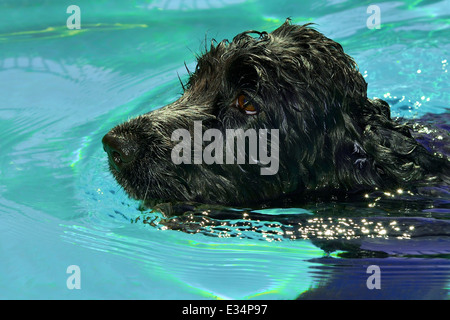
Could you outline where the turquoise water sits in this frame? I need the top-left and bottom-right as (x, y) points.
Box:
(0, 0), (449, 299)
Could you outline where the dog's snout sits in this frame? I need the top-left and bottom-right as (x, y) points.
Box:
(102, 132), (136, 171)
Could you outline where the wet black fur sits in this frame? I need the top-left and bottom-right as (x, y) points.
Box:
(105, 20), (449, 206)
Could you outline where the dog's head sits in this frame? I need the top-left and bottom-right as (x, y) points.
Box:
(102, 20), (445, 206)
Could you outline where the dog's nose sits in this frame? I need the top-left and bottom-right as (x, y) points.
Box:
(102, 132), (136, 171)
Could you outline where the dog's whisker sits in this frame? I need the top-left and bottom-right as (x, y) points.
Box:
(143, 175), (151, 202)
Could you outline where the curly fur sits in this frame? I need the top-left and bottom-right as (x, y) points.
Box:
(103, 19), (449, 206)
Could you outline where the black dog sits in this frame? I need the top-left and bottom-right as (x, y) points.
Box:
(102, 20), (449, 207)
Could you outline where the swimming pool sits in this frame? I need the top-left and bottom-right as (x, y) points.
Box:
(0, 0), (449, 300)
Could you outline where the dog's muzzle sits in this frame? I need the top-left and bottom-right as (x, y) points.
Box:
(102, 132), (137, 172)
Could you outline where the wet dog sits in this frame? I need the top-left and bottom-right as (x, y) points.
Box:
(102, 19), (449, 207)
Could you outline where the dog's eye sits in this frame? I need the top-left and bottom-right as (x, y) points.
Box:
(235, 94), (257, 115)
